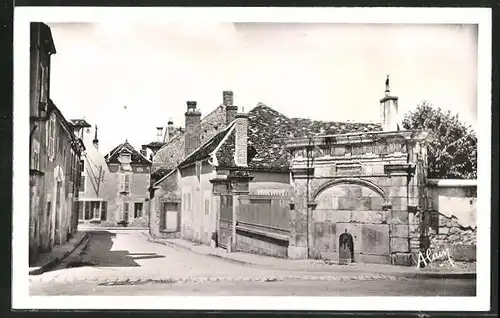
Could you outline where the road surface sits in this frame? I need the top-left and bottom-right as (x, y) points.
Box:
(29, 230), (476, 297)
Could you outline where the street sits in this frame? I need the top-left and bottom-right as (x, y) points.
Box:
(29, 230), (476, 296)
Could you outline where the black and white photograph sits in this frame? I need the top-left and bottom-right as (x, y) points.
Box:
(13, 7), (491, 311)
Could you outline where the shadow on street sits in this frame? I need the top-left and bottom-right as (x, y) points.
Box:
(44, 231), (166, 273)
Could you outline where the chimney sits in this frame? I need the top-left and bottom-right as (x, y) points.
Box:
(140, 145), (148, 157)
(185, 101), (201, 156)
(380, 75), (402, 131)
(224, 90), (238, 125)
(164, 119), (174, 142)
(92, 125), (99, 150)
(234, 111), (249, 167)
(156, 127), (164, 142)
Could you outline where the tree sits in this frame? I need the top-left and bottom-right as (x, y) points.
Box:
(402, 101), (477, 179)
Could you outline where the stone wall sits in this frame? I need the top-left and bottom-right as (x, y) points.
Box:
(424, 179), (477, 262)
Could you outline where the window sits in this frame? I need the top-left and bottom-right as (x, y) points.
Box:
(250, 198), (272, 205)
(119, 174), (131, 192)
(90, 201), (100, 219)
(119, 153), (131, 163)
(101, 202), (107, 221)
(78, 201), (84, 220)
(32, 149), (40, 170)
(123, 203), (129, 221)
(39, 63), (48, 104)
(134, 202), (143, 218)
(48, 115), (56, 158)
(84, 201), (91, 220)
(79, 175), (85, 192)
(79, 160), (85, 173)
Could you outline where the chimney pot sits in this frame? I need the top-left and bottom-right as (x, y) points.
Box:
(187, 101), (197, 110)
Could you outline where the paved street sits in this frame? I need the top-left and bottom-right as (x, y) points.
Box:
(29, 230), (476, 296)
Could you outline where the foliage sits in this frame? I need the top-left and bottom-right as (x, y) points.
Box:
(402, 101), (477, 179)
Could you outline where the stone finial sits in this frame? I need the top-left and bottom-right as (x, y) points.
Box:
(385, 74), (390, 96)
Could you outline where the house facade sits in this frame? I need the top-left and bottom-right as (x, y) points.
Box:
(29, 22), (85, 262)
(104, 141), (152, 227)
(70, 122), (113, 226)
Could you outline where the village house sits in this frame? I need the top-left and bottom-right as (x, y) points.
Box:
(69, 121), (113, 226)
(103, 141), (152, 227)
(29, 22), (85, 263)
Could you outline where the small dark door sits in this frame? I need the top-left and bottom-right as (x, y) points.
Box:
(339, 231), (354, 264)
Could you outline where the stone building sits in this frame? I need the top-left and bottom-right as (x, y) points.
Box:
(29, 22), (85, 262)
(103, 141), (152, 227)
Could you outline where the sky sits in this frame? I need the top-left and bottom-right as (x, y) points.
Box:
(46, 22), (478, 155)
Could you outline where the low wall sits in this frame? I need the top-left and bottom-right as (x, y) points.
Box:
(425, 179), (477, 262)
(235, 221), (289, 258)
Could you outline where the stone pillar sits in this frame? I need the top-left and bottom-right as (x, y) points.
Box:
(228, 171), (253, 252)
(288, 167), (313, 259)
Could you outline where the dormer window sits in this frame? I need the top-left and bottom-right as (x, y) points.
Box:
(119, 152), (132, 164)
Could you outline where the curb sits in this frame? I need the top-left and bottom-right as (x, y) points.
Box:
(144, 234), (476, 280)
(143, 233), (252, 266)
(29, 232), (90, 276)
(79, 227), (148, 231)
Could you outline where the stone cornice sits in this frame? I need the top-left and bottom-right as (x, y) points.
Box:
(380, 95), (399, 103)
(286, 130), (431, 149)
(384, 163), (416, 176)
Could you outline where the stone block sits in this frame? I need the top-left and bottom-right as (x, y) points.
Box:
(347, 185), (362, 199)
(326, 210), (351, 223)
(389, 224), (409, 238)
(390, 237), (409, 253)
(361, 186), (378, 197)
(388, 176), (407, 187)
(388, 186), (408, 198)
(360, 197), (371, 210)
(316, 195), (333, 209)
(313, 209), (327, 222)
(351, 210), (387, 224)
(361, 224), (390, 255)
(370, 197), (384, 210)
(391, 253), (413, 266)
(331, 197), (339, 210)
(449, 244), (476, 262)
(389, 210), (409, 224)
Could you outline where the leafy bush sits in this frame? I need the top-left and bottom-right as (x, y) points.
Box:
(402, 101), (477, 179)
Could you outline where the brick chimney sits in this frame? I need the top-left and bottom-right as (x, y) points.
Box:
(224, 91), (238, 125)
(140, 145), (147, 157)
(156, 127), (164, 142)
(234, 111), (249, 167)
(164, 119), (174, 142)
(380, 75), (402, 131)
(185, 101), (201, 156)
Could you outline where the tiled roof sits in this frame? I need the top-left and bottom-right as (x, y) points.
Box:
(151, 167), (173, 182)
(212, 103), (382, 172)
(179, 122), (235, 167)
(105, 141), (151, 165)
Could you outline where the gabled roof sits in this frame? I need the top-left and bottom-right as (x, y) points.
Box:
(179, 121), (236, 168)
(104, 140), (151, 165)
(47, 99), (86, 154)
(185, 103), (383, 172)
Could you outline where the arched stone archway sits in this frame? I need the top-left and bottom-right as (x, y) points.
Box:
(310, 180), (391, 264)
